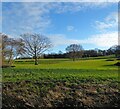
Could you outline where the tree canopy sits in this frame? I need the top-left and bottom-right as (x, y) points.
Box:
(66, 44), (84, 61)
(21, 33), (52, 65)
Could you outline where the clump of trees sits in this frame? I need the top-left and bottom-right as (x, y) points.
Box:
(0, 33), (52, 66)
(44, 45), (120, 59)
(66, 44), (84, 61)
(107, 45), (120, 58)
(0, 33), (25, 67)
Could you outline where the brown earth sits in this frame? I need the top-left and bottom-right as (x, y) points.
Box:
(2, 80), (120, 109)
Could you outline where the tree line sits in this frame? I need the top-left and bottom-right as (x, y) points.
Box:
(0, 33), (120, 66)
(44, 45), (120, 59)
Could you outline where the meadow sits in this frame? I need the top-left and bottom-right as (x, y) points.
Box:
(2, 55), (120, 108)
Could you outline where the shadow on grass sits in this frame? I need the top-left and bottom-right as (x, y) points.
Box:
(103, 62), (120, 67)
(103, 64), (115, 67)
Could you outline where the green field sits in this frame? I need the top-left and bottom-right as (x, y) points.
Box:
(3, 56), (119, 82)
(2, 56), (120, 108)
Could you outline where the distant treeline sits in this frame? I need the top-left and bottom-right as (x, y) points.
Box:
(43, 47), (120, 59)
(18, 45), (120, 59)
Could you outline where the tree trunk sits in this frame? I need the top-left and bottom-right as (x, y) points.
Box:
(34, 47), (38, 65)
(8, 51), (13, 66)
(35, 56), (38, 65)
(73, 57), (75, 61)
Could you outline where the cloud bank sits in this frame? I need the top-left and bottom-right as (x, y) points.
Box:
(95, 12), (118, 32)
(49, 31), (118, 48)
(2, 0), (120, 2)
(3, 2), (113, 34)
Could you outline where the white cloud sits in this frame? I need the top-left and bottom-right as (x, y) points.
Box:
(95, 12), (118, 32)
(2, 0), (120, 2)
(67, 26), (75, 31)
(48, 34), (81, 46)
(86, 31), (118, 47)
(2, 2), (52, 34)
(52, 2), (113, 14)
(48, 31), (118, 49)
(21, 2), (52, 31)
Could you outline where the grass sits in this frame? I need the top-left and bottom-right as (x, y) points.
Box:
(14, 57), (118, 70)
(2, 55), (119, 82)
(3, 68), (118, 82)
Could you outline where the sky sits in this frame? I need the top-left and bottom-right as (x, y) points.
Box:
(1, 0), (119, 53)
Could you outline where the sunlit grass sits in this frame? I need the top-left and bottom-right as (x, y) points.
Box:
(2, 55), (119, 82)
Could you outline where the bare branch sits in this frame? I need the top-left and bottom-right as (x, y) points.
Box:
(20, 33), (52, 65)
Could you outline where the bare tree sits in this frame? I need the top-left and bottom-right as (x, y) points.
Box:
(14, 38), (26, 59)
(66, 44), (84, 61)
(0, 33), (25, 66)
(0, 33), (2, 67)
(6, 38), (14, 64)
(0, 33), (10, 66)
(21, 33), (52, 65)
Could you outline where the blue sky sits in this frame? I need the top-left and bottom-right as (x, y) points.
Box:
(1, 1), (118, 53)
